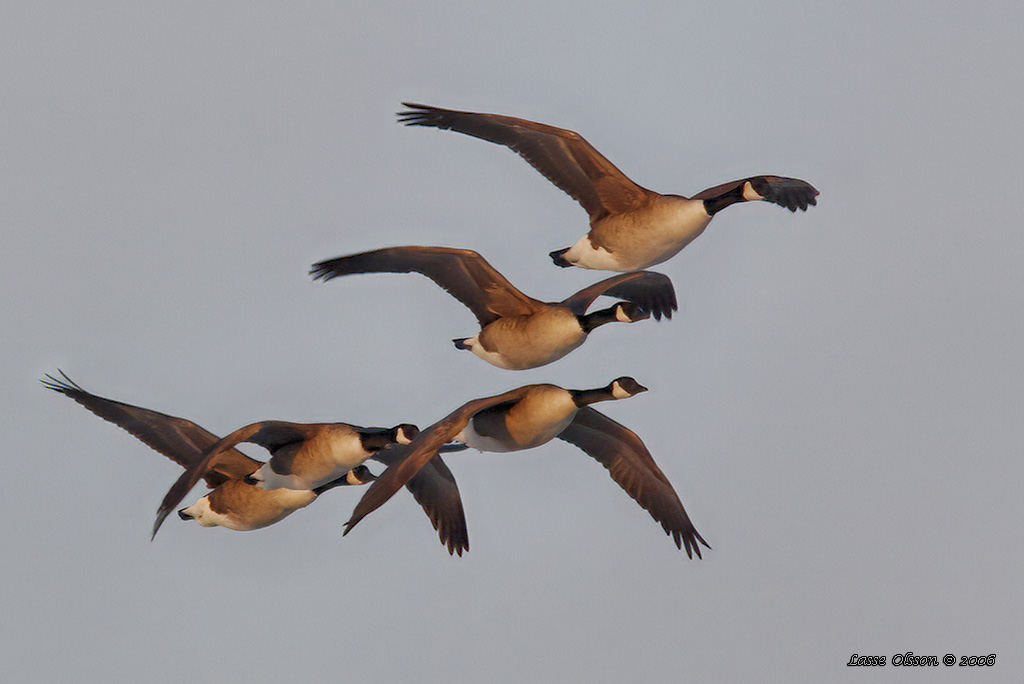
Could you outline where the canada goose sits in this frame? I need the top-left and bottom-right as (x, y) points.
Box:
(229, 421), (420, 492)
(311, 246), (676, 370)
(175, 469), (373, 532)
(43, 371), (470, 554)
(399, 103), (818, 272)
(343, 377), (710, 559)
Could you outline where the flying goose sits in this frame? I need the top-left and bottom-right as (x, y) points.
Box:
(343, 377), (710, 559)
(311, 246), (676, 370)
(175, 470), (373, 532)
(43, 371), (470, 554)
(399, 103), (818, 272)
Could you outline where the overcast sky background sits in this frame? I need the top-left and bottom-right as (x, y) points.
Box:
(3, 2), (1022, 682)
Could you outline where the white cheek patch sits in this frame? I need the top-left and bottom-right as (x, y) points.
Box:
(396, 428), (414, 445)
(742, 181), (765, 201)
(181, 497), (217, 527)
(611, 382), (631, 399)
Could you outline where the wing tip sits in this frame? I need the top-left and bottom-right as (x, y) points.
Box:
(41, 368), (83, 395)
(151, 508), (170, 541)
(681, 529), (712, 560)
(397, 102), (446, 128)
(447, 538), (469, 557)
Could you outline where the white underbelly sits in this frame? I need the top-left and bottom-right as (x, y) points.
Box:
(256, 458), (365, 491)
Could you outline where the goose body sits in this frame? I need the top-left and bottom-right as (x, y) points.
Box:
(241, 422), (418, 491)
(178, 467), (373, 531)
(311, 245), (676, 370)
(458, 306), (589, 370)
(456, 383), (580, 451)
(399, 103), (818, 272)
(344, 378), (710, 558)
(558, 195), (714, 272)
(177, 481), (318, 531)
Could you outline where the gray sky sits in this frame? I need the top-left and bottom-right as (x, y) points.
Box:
(3, 1), (1022, 682)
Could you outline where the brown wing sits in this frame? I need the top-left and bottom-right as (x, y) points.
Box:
(311, 246), (542, 326)
(693, 175), (819, 212)
(560, 271), (678, 321)
(556, 407), (710, 559)
(374, 446), (470, 556)
(344, 385), (537, 537)
(42, 371), (260, 486)
(399, 103), (652, 220)
(152, 421), (313, 539)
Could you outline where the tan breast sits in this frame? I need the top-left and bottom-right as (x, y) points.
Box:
(476, 307), (586, 370)
(501, 385), (579, 449)
(206, 481), (317, 530)
(589, 196), (712, 270)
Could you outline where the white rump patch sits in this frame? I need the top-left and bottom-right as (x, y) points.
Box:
(564, 236), (627, 271)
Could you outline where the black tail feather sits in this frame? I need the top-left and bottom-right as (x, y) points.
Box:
(549, 248), (572, 268)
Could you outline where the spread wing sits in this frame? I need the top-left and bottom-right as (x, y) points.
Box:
(399, 103), (652, 220)
(152, 421), (314, 539)
(374, 446), (470, 556)
(557, 406), (710, 559)
(693, 175), (819, 212)
(311, 246), (542, 326)
(42, 371), (261, 486)
(560, 271), (678, 321)
(344, 385), (536, 537)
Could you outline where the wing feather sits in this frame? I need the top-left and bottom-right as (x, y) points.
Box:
(693, 175), (819, 212)
(344, 386), (535, 537)
(311, 246), (541, 326)
(42, 371), (260, 486)
(399, 103), (651, 220)
(152, 421), (304, 538)
(557, 407), (709, 559)
(375, 446), (470, 556)
(560, 271), (677, 320)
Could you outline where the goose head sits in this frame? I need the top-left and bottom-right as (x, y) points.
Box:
(610, 376), (648, 399)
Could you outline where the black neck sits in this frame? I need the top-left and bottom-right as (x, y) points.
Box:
(577, 304), (622, 334)
(313, 475), (352, 495)
(568, 386), (616, 408)
(701, 184), (747, 216)
(358, 428), (396, 452)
